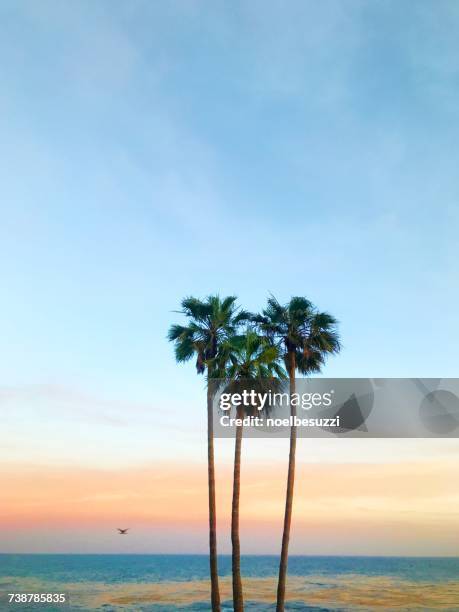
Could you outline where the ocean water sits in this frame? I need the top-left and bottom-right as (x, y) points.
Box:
(0, 555), (458, 611)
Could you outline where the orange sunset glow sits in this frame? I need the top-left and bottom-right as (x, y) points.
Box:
(3, 452), (458, 555)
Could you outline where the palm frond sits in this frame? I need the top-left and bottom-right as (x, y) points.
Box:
(167, 324), (188, 342)
(180, 296), (211, 322)
(253, 294), (341, 377)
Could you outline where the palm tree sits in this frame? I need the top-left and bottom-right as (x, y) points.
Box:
(168, 295), (249, 612)
(253, 296), (340, 612)
(216, 331), (286, 612)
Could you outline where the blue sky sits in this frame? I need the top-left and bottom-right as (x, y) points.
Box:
(1, 1), (459, 464)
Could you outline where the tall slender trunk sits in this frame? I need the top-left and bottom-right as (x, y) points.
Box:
(231, 411), (244, 612)
(207, 381), (221, 611)
(276, 352), (296, 611)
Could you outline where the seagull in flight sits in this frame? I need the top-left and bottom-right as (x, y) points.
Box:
(117, 528), (129, 535)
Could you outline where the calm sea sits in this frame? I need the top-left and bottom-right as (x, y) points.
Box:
(0, 554), (458, 610)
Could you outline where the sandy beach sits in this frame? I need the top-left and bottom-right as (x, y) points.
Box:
(2, 572), (459, 609)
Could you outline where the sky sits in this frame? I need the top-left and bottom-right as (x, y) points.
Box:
(0, 0), (459, 554)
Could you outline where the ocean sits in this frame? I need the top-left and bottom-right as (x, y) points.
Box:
(0, 554), (458, 610)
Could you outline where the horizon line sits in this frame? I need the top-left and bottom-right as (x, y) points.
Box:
(1, 552), (458, 558)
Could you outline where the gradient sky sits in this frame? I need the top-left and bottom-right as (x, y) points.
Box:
(1, 0), (459, 554)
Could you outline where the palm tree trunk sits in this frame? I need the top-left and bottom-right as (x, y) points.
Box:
(207, 382), (221, 611)
(276, 352), (296, 611)
(231, 413), (244, 611)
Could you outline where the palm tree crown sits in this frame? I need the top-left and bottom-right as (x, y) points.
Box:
(168, 295), (250, 376)
(253, 296), (340, 374)
(218, 329), (286, 381)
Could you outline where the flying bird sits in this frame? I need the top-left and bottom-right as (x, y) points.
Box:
(117, 528), (129, 535)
